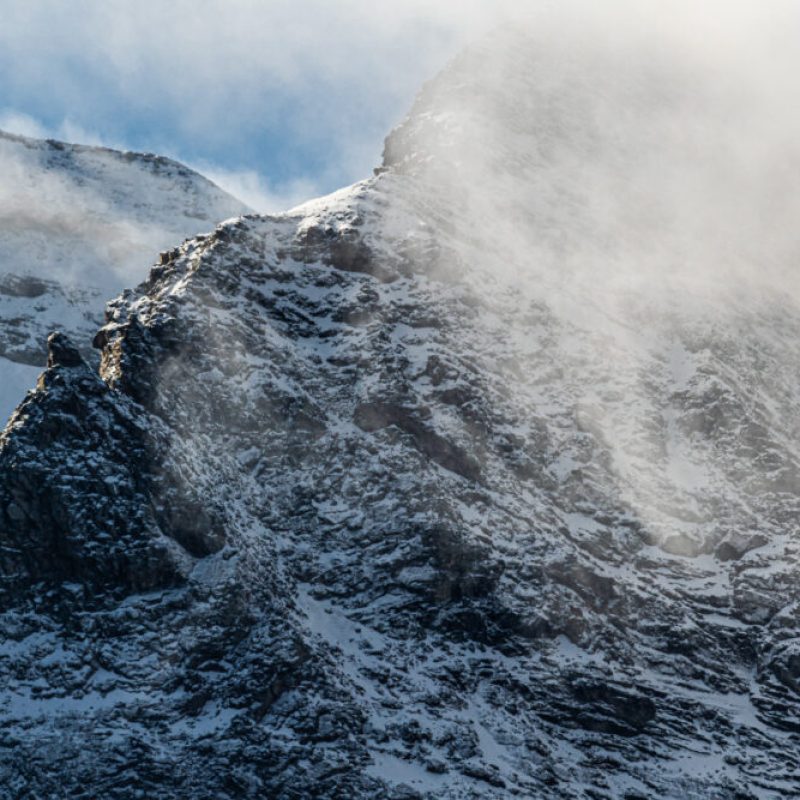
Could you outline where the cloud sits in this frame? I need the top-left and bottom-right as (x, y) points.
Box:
(0, 1), (530, 198)
(2, 1), (800, 213)
(194, 165), (323, 215)
(0, 108), (121, 149)
(0, 110), (49, 140)
(367, 7), (800, 555)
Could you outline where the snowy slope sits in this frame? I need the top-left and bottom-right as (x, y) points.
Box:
(1, 27), (800, 800)
(0, 130), (250, 293)
(0, 130), (251, 420)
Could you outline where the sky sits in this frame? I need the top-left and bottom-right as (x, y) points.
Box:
(0, 1), (533, 212)
(2, 1), (797, 212)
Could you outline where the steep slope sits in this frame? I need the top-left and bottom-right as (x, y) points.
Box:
(1, 28), (800, 800)
(0, 130), (251, 420)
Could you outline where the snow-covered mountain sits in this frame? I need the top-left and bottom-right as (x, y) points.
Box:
(2, 27), (800, 799)
(0, 130), (250, 420)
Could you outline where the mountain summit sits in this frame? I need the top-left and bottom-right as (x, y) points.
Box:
(1, 29), (799, 799)
(0, 130), (250, 420)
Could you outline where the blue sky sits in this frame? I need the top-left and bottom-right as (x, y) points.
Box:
(0, 1), (523, 211)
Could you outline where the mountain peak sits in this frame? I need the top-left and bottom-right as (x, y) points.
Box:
(2, 27), (800, 799)
(0, 128), (253, 422)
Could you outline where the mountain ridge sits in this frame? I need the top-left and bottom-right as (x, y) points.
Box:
(0, 127), (251, 421)
(1, 28), (800, 799)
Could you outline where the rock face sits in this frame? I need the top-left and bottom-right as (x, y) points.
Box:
(2, 28), (800, 800)
(0, 129), (251, 421)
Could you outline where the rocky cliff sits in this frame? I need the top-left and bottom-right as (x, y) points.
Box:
(1, 29), (799, 799)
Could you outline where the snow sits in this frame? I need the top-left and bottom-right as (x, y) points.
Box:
(0, 128), (251, 423)
(3, 686), (149, 719)
(365, 751), (449, 791)
(3, 26), (800, 798)
(0, 129), (251, 294)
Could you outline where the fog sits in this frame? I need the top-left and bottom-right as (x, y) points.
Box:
(363, 5), (800, 557)
(3, 2), (800, 329)
(2, 1), (798, 235)
(386, 5), (800, 307)
(0, 144), (189, 295)
(2, 1), (797, 209)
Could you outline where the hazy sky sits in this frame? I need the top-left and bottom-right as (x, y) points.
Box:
(0, 1), (532, 211)
(2, 2), (796, 213)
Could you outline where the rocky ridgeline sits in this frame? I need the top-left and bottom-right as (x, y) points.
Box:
(1, 30), (800, 800)
(0, 129), (250, 422)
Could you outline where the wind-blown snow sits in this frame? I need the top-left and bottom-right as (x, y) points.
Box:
(0, 130), (251, 293)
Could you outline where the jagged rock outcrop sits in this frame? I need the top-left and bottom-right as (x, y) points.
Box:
(0, 129), (250, 422)
(1, 27), (800, 800)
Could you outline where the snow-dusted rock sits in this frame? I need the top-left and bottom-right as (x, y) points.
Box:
(1, 27), (800, 800)
(0, 130), (250, 422)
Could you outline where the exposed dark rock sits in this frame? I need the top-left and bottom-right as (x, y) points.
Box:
(0, 274), (49, 298)
(46, 331), (85, 368)
(354, 401), (481, 482)
(568, 679), (657, 736)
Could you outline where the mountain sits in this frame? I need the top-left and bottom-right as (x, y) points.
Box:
(2, 28), (800, 799)
(0, 130), (251, 420)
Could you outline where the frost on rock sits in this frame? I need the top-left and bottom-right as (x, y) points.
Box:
(1, 27), (800, 800)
